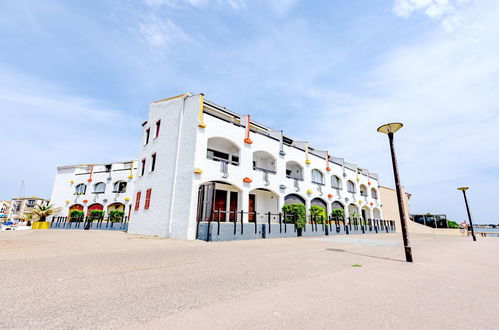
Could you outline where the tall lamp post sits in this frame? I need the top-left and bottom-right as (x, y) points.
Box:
(457, 187), (476, 241)
(377, 122), (413, 262)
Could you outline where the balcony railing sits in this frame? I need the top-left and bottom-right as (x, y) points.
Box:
(207, 154), (239, 166)
(220, 160), (229, 178)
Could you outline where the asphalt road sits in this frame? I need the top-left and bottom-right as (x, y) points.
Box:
(0, 230), (497, 329)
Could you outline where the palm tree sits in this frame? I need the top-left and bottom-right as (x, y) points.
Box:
(32, 204), (62, 222)
(21, 212), (39, 226)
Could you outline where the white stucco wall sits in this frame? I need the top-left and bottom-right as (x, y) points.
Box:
(127, 94), (384, 240)
(49, 162), (136, 218)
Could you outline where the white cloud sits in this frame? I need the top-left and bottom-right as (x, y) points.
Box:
(304, 0), (499, 222)
(393, 0), (472, 31)
(143, 0), (246, 10)
(267, 0), (299, 16)
(137, 14), (192, 56)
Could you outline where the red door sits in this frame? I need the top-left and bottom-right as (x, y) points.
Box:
(230, 191), (238, 221)
(214, 190), (227, 221)
(248, 194), (256, 222)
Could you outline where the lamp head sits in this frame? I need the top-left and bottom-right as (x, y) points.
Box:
(377, 122), (403, 134)
(457, 187), (469, 191)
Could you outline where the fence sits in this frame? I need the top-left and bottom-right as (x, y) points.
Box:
(50, 215), (129, 231)
(196, 210), (396, 242)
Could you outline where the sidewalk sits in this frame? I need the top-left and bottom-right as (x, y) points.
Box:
(0, 230), (497, 329)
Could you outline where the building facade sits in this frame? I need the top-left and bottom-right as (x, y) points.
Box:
(7, 197), (48, 222)
(1, 201), (11, 220)
(49, 161), (137, 219)
(128, 94), (383, 240)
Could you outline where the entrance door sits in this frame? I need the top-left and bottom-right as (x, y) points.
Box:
(248, 194), (256, 222)
(230, 191), (238, 221)
(361, 209), (367, 222)
(197, 183), (216, 221)
(214, 190), (227, 221)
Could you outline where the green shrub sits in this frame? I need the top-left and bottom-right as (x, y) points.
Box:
(69, 210), (84, 222)
(448, 220), (459, 229)
(109, 210), (125, 222)
(89, 210), (104, 220)
(282, 204), (306, 228)
(331, 208), (345, 220)
(310, 205), (327, 224)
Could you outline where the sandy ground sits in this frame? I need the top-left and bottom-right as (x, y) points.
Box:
(0, 230), (498, 329)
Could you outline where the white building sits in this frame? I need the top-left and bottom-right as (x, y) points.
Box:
(49, 161), (137, 219)
(7, 197), (48, 222)
(128, 93), (383, 240)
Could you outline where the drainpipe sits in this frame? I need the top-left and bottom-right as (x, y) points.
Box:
(167, 93), (193, 236)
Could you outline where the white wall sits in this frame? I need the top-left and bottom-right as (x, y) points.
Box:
(49, 162), (136, 218)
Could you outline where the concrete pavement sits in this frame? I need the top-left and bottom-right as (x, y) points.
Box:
(0, 230), (497, 329)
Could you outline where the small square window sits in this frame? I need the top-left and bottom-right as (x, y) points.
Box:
(144, 128), (150, 145)
(151, 153), (157, 172)
(155, 120), (161, 138)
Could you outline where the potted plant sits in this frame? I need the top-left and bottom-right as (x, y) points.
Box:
(282, 203), (306, 236)
(331, 209), (345, 224)
(21, 212), (38, 226)
(31, 204), (61, 229)
(309, 205), (327, 224)
(69, 210), (84, 222)
(109, 210), (125, 223)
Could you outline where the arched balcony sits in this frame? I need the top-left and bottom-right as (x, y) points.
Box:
(373, 207), (381, 220)
(113, 181), (127, 193)
(75, 183), (86, 195)
(360, 184), (368, 197)
(331, 175), (342, 190)
(93, 182), (106, 194)
(207, 137), (240, 178)
(286, 161), (303, 191)
(253, 151), (276, 186)
(347, 180), (356, 194)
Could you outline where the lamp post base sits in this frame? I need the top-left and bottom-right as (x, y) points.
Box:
(405, 246), (413, 263)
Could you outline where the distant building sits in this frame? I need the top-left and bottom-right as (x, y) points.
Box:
(49, 161), (137, 218)
(0, 200), (11, 219)
(7, 197), (49, 222)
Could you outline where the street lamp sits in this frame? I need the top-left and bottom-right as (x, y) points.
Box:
(457, 187), (476, 241)
(377, 122), (413, 262)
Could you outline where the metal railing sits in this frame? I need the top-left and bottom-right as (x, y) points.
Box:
(50, 215), (129, 231)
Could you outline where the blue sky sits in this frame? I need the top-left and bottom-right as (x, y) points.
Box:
(1, 0), (498, 224)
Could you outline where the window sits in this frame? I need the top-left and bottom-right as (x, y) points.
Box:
(347, 180), (356, 193)
(371, 188), (378, 199)
(360, 185), (368, 197)
(75, 184), (86, 195)
(151, 153), (157, 172)
(155, 120), (161, 138)
(93, 182), (106, 194)
(141, 159), (146, 176)
(144, 188), (152, 209)
(26, 199), (36, 208)
(311, 169), (325, 185)
(134, 191), (141, 211)
(113, 181), (127, 193)
(331, 175), (341, 189)
(144, 128), (150, 145)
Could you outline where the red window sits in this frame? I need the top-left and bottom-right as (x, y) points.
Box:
(155, 120), (161, 138)
(141, 159), (146, 176)
(134, 191), (141, 211)
(151, 153), (157, 172)
(144, 188), (152, 210)
(144, 128), (150, 145)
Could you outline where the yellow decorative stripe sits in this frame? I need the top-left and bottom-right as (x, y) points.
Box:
(128, 160), (134, 178)
(152, 93), (186, 104)
(198, 94), (206, 128)
(305, 143), (311, 164)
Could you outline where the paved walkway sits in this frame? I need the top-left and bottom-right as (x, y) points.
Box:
(0, 230), (498, 329)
